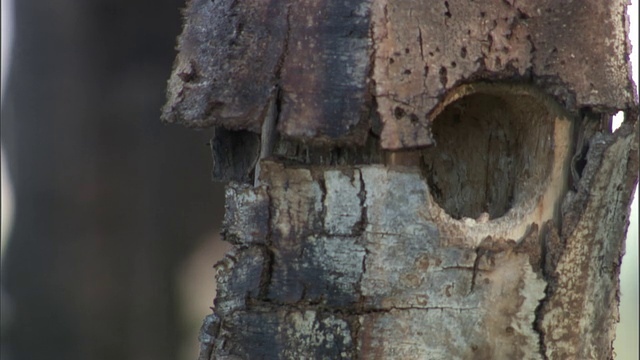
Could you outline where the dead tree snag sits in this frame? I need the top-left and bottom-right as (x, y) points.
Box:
(163, 0), (638, 359)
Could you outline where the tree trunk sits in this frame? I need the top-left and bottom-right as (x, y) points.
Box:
(163, 0), (638, 359)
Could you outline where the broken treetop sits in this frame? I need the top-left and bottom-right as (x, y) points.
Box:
(162, 0), (635, 150)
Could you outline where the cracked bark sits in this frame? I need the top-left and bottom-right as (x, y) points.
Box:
(164, 0), (638, 359)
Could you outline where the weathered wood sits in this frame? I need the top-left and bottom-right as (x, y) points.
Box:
(162, 0), (639, 359)
(164, 0), (635, 150)
(163, 0), (373, 145)
(371, 0), (634, 148)
(540, 122), (638, 359)
(210, 127), (261, 183)
(203, 87), (576, 359)
(201, 115), (637, 357)
(163, 0), (287, 132)
(278, 0), (372, 143)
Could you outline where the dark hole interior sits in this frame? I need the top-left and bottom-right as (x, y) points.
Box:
(422, 89), (555, 220)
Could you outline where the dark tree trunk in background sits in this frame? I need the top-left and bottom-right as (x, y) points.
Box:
(1, 1), (224, 359)
(164, 0), (638, 359)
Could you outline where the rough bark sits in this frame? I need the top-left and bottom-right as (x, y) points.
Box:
(163, 0), (638, 359)
(162, 0), (635, 149)
(198, 121), (636, 359)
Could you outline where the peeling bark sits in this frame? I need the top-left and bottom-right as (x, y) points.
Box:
(163, 0), (635, 150)
(540, 123), (638, 359)
(163, 0), (639, 359)
(200, 123), (636, 357)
